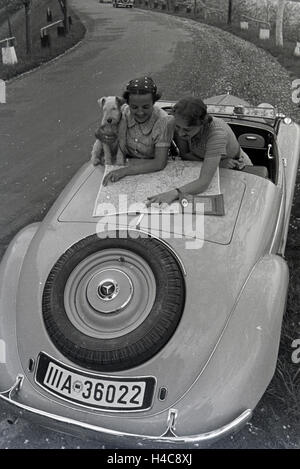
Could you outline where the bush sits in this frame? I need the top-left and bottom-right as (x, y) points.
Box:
(0, 0), (86, 81)
(0, 0), (24, 26)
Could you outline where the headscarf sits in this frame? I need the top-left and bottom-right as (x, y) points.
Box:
(125, 76), (157, 95)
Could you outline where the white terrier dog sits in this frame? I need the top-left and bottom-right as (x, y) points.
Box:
(91, 96), (126, 166)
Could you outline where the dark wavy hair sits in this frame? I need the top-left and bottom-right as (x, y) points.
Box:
(173, 96), (212, 126)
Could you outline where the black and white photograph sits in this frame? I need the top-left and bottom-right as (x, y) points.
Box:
(0, 0), (299, 453)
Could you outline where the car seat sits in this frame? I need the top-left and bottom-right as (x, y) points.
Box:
(238, 133), (269, 178)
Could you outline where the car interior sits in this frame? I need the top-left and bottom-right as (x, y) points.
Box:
(228, 122), (278, 183)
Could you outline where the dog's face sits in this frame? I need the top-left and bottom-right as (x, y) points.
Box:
(99, 96), (125, 131)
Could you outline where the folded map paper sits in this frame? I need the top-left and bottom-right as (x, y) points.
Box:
(93, 160), (220, 217)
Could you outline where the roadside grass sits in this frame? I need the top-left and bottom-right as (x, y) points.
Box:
(0, 0), (24, 20)
(0, 0), (86, 81)
(268, 250), (300, 419)
(213, 22), (300, 82)
(137, 3), (300, 82)
(229, 17), (300, 434)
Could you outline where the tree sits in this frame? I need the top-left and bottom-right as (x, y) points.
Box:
(58, 0), (69, 33)
(228, 0), (233, 24)
(6, 5), (13, 37)
(22, 0), (32, 55)
(199, 0), (207, 21)
(275, 0), (286, 47)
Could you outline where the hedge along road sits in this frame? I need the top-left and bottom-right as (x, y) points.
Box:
(0, 0), (299, 449)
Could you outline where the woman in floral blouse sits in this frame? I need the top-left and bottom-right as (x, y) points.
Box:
(102, 76), (174, 186)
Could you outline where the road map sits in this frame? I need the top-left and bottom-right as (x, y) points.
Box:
(93, 160), (221, 217)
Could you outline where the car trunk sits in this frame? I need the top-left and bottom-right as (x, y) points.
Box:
(15, 160), (283, 415)
(58, 164), (246, 245)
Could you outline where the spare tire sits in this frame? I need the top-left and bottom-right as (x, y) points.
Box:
(42, 233), (185, 372)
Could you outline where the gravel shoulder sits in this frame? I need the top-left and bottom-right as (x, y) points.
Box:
(151, 14), (300, 121)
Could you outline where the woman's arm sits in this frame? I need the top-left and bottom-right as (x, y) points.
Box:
(146, 155), (221, 206)
(177, 155), (221, 194)
(177, 120), (225, 192)
(174, 133), (189, 157)
(174, 132), (199, 161)
(147, 120), (226, 205)
(102, 147), (169, 186)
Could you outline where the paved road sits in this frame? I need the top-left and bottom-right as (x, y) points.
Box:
(0, 1), (195, 450)
(0, 0), (299, 450)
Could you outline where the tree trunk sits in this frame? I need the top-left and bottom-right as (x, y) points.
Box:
(6, 6), (13, 37)
(276, 0), (286, 47)
(23, 0), (32, 55)
(228, 0), (233, 25)
(63, 0), (69, 33)
(202, 0), (207, 21)
(58, 0), (69, 33)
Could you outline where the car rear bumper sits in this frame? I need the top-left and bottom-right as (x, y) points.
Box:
(0, 375), (252, 446)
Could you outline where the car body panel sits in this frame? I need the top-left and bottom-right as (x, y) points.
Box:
(276, 119), (300, 250)
(0, 223), (40, 389)
(0, 252), (288, 441)
(12, 229), (265, 413)
(58, 163), (246, 245)
(0, 94), (299, 444)
(11, 166), (282, 414)
(57, 164), (280, 246)
(6, 175), (286, 416)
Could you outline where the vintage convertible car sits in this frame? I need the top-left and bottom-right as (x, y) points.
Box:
(0, 94), (299, 447)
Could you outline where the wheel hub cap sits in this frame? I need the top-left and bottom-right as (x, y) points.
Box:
(87, 268), (133, 313)
(63, 249), (156, 339)
(98, 279), (118, 301)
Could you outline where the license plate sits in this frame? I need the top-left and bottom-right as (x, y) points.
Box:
(35, 353), (156, 411)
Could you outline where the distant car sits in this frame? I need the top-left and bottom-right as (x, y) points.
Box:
(112, 0), (134, 8)
(0, 93), (299, 447)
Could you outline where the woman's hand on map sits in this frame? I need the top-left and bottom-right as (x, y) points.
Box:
(219, 158), (239, 169)
(146, 189), (178, 207)
(102, 168), (128, 186)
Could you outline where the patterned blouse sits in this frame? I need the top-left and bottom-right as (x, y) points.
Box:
(119, 104), (174, 159)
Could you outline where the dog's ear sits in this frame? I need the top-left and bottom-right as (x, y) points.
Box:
(98, 97), (106, 109)
(116, 96), (126, 108)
